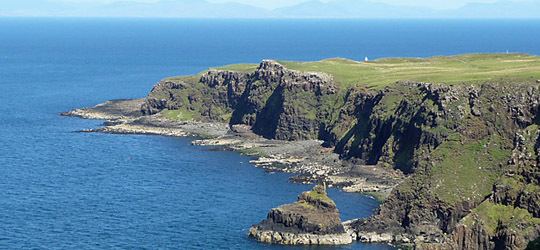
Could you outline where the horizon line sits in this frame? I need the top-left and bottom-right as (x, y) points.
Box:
(1, 16), (540, 20)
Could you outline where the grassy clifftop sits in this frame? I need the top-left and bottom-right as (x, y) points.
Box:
(143, 54), (540, 249)
(215, 53), (540, 88)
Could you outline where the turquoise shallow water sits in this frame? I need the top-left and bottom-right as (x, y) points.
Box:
(0, 18), (539, 249)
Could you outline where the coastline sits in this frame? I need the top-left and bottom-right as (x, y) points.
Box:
(62, 99), (409, 247)
(62, 99), (404, 197)
(60, 53), (540, 248)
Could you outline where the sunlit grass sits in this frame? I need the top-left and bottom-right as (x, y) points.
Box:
(213, 53), (540, 89)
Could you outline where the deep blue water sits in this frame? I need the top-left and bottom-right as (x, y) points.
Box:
(1, 18), (539, 249)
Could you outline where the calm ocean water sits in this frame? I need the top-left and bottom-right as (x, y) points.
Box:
(0, 18), (539, 249)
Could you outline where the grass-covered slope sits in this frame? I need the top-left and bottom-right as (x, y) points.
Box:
(216, 53), (540, 88)
(141, 54), (540, 249)
(351, 81), (540, 249)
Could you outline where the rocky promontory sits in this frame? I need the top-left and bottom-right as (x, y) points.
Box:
(249, 184), (353, 245)
(64, 54), (540, 249)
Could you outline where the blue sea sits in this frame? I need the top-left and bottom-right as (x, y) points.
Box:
(0, 18), (539, 249)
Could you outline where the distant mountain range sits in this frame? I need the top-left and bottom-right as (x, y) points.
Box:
(1, 0), (539, 18)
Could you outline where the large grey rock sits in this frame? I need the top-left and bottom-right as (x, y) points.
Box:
(249, 184), (352, 245)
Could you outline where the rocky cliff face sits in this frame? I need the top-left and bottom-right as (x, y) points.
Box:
(349, 82), (540, 249)
(141, 60), (540, 249)
(143, 60), (340, 141)
(249, 184), (352, 245)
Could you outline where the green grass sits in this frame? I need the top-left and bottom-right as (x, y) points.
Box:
(214, 54), (540, 89)
(164, 75), (201, 82)
(430, 134), (511, 204)
(305, 189), (336, 206)
(212, 63), (258, 72)
(237, 147), (269, 157)
(362, 191), (389, 202)
(462, 201), (540, 235)
(297, 201), (317, 210)
(161, 109), (197, 121)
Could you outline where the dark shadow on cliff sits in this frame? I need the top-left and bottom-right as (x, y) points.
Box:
(252, 85), (285, 139)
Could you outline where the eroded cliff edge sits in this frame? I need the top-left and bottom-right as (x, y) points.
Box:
(65, 57), (540, 249)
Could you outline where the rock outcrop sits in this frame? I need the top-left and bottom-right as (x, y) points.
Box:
(344, 82), (540, 249)
(249, 184), (353, 245)
(139, 60), (540, 249)
(142, 60), (340, 141)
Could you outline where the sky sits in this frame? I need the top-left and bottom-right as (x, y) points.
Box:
(207, 0), (500, 10)
(0, 0), (538, 18)
(31, 0), (503, 10)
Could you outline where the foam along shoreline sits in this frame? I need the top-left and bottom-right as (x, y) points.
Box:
(249, 184), (354, 245)
(62, 54), (540, 249)
(62, 99), (403, 198)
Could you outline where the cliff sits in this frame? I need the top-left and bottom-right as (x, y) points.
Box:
(248, 184), (353, 245)
(140, 54), (540, 249)
(349, 82), (540, 249)
(142, 60), (340, 141)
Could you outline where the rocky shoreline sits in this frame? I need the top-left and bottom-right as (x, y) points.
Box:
(63, 99), (405, 247)
(62, 99), (404, 198)
(249, 228), (353, 245)
(63, 57), (540, 249)
(249, 184), (354, 245)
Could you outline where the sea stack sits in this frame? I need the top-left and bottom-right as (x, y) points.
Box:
(249, 183), (353, 245)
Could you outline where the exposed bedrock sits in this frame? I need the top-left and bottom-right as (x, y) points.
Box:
(141, 60), (540, 249)
(143, 60), (339, 141)
(248, 184), (353, 245)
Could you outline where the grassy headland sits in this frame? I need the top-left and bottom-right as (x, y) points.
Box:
(116, 52), (540, 248)
(214, 53), (540, 88)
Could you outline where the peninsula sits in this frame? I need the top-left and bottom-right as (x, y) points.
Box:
(63, 54), (540, 249)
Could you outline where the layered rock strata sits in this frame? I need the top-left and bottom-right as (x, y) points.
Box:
(249, 184), (353, 245)
(66, 59), (540, 249)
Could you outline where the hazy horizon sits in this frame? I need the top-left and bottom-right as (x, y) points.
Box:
(1, 0), (539, 19)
